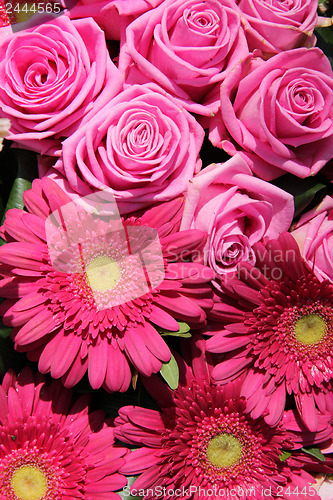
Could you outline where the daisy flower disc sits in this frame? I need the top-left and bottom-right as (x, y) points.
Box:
(114, 338), (331, 500)
(0, 178), (214, 392)
(0, 367), (128, 500)
(206, 233), (333, 431)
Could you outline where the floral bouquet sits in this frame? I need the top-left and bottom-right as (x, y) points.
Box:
(0, 0), (333, 499)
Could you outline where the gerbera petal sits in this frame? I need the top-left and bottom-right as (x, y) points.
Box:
(23, 179), (50, 218)
(0, 243), (48, 270)
(12, 293), (48, 312)
(7, 303), (48, 327)
(124, 327), (162, 377)
(212, 356), (251, 381)
(162, 230), (207, 258)
(127, 408), (165, 431)
(88, 340), (108, 389)
(131, 465), (162, 491)
(0, 386), (9, 424)
(3, 210), (42, 243)
(114, 341), (320, 500)
(104, 345), (132, 393)
(138, 323), (171, 361)
(295, 393), (318, 432)
(61, 355), (89, 388)
(206, 331), (250, 353)
(38, 333), (64, 373)
(158, 293), (204, 319)
(7, 386), (24, 420)
(50, 333), (82, 380)
(0, 367), (128, 498)
(14, 309), (59, 345)
(120, 448), (160, 475)
(17, 367), (36, 418)
(264, 382), (286, 427)
(0, 179), (214, 391)
(149, 304), (180, 331)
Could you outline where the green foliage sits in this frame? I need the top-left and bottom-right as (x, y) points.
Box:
(272, 173), (328, 219)
(159, 353), (179, 390)
(315, 26), (333, 69)
(159, 321), (191, 338)
(0, 148), (38, 225)
(301, 447), (326, 462)
(0, 326), (11, 339)
(118, 476), (143, 500)
(279, 450), (292, 461)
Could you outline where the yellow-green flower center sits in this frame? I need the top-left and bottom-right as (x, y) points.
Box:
(206, 433), (243, 468)
(294, 314), (326, 345)
(11, 465), (48, 500)
(85, 256), (121, 292)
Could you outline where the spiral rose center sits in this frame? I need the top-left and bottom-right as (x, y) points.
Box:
(206, 433), (243, 468)
(271, 0), (294, 11)
(85, 256), (121, 292)
(186, 7), (219, 34)
(294, 314), (326, 345)
(11, 465), (48, 500)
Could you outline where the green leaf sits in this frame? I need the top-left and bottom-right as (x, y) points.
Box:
(0, 327), (11, 339)
(315, 27), (333, 69)
(118, 476), (143, 500)
(160, 353), (179, 390)
(294, 181), (327, 217)
(157, 321), (191, 338)
(1, 177), (32, 223)
(161, 331), (192, 338)
(301, 447), (326, 462)
(279, 450), (292, 461)
(1, 149), (38, 224)
(272, 174), (327, 219)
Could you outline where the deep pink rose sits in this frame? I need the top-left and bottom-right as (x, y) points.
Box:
(180, 154), (294, 278)
(292, 196), (333, 283)
(0, 16), (123, 156)
(53, 84), (204, 213)
(236, 0), (318, 57)
(64, 0), (163, 40)
(119, 0), (249, 116)
(209, 48), (333, 180)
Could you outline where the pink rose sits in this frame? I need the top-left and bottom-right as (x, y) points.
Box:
(292, 196), (333, 283)
(0, 16), (123, 156)
(119, 0), (249, 116)
(180, 154), (294, 278)
(209, 48), (333, 180)
(63, 0), (163, 40)
(236, 0), (318, 57)
(53, 84), (204, 213)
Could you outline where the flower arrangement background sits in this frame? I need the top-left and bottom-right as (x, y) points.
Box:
(0, 0), (333, 499)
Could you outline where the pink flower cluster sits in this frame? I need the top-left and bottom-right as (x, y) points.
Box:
(0, 0), (332, 498)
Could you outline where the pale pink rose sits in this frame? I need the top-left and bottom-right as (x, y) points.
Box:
(63, 0), (163, 40)
(236, 0), (318, 57)
(180, 154), (294, 278)
(119, 0), (249, 116)
(53, 84), (204, 214)
(209, 48), (333, 180)
(0, 16), (123, 156)
(292, 196), (333, 283)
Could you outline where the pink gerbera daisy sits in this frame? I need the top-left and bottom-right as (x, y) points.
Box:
(0, 367), (128, 500)
(206, 233), (333, 432)
(0, 178), (214, 392)
(114, 336), (333, 500)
